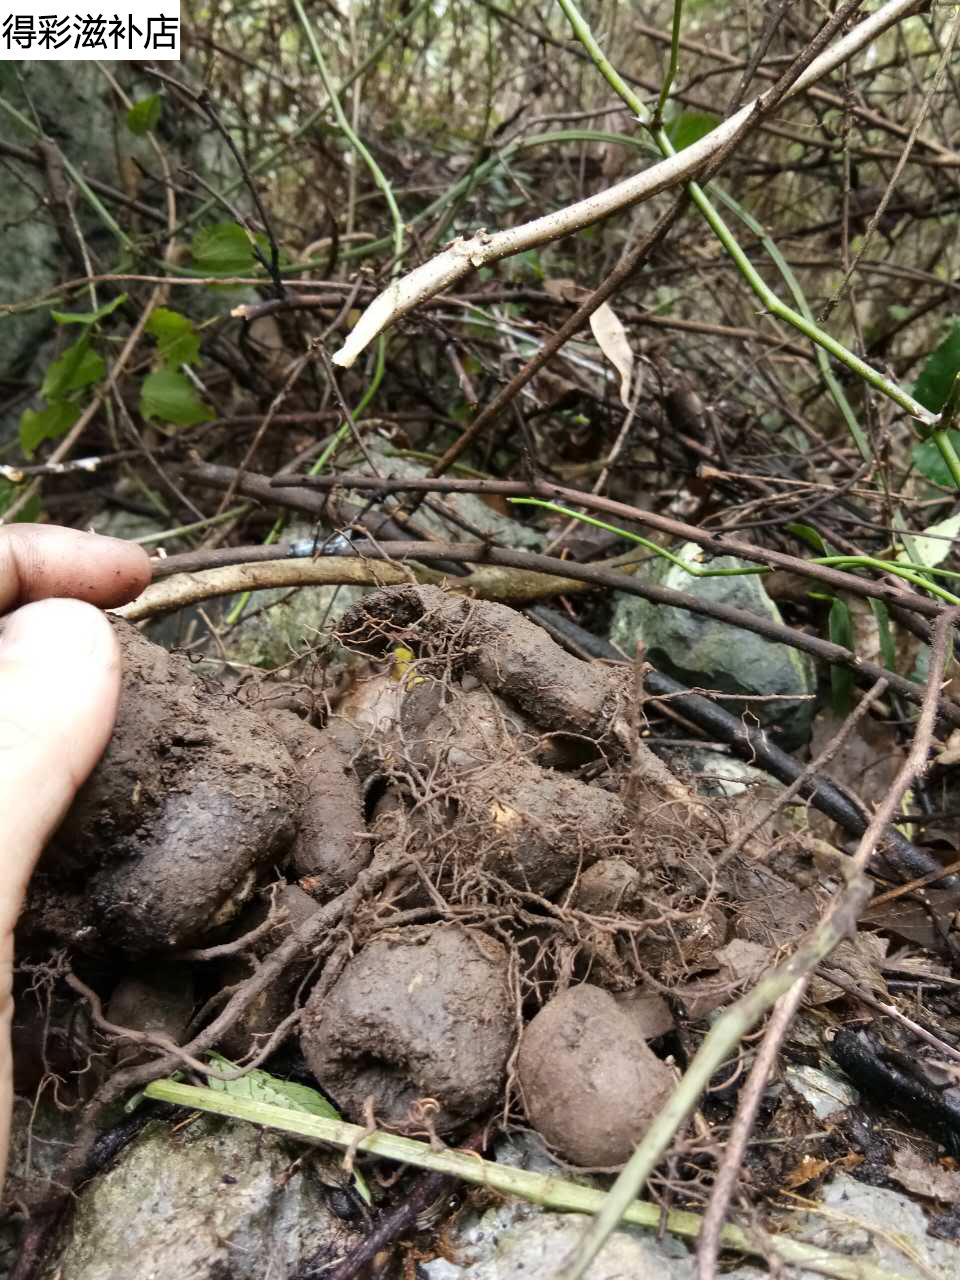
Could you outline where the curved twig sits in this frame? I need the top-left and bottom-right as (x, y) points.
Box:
(332, 0), (923, 368)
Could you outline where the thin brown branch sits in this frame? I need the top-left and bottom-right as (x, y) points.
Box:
(695, 977), (809, 1280)
(130, 534), (960, 728)
(264, 474), (946, 622)
(428, 196), (688, 476)
(558, 607), (959, 1280)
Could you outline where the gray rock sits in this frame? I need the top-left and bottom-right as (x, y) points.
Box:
(424, 1213), (696, 1280)
(422, 1157), (956, 1280)
(661, 746), (774, 799)
(223, 569), (368, 671)
(0, 64), (128, 442)
(784, 1065), (858, 1121)
(339, 441), (544, 552)
(223, 437), (543, 671)
(422, 1131), (600, 1280)
(3, 1097), (79, 1273)
(43, 1114), (363, 1280)
(789, 1172), (960, 1280)
(422, 1133), (668, 1280)
(90, 508), (169, 544)
(610, 543), (815, 747)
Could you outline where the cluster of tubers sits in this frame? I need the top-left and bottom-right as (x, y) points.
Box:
(14, 585), (741, 1167)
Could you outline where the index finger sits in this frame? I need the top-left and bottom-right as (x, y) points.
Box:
(0, 525), (152, 613)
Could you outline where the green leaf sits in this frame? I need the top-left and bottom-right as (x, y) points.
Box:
(892, 509), (936, 590)
(41, 336), (105, 400)
(206, 1055), (371, 1203)
(139, 369), (213, 427)
(146, 308), (200, 367)
(126, 94), (162, 136)
(786, 523), (827, 554)
(19, 400), (81, 456)
(868, 599), (896, 673)
(912, 431), (960, 486)
(896, 509), (960, 571)
(912, 319), (960, 413)
(0, 479), (41, 522)
(513, 249), (544, 282)
(828, 596), (854, 716)
(51, 294), (127, 326)
(667, 110), (719, 152)
(191, 221), (256, 274)
(125, 1071), (184, 1114)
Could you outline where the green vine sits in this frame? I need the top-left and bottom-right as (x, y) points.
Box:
(554, 0), (960, 489)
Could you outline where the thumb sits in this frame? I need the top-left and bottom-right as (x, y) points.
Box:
(0, 598), (122, 1181)
(0, 598), (122, 930)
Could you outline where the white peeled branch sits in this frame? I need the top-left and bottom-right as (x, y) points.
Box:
(332, 0), (924, 368)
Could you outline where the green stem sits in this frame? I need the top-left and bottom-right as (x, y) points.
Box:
(172, 0), (432, 240)
(710, 186), (867, 460)
(654, 0), (685, 126)
(350, 333), (387, 419)
(143, 1080), (908, 1280)
(555, 0), (955, 482)
(511, 499), (767, 575)
(135, 505), (251, 546)
(930, 426), (960, 489)
(291, 0), (405, 266)
(0, 96), (134, 251)
(512, 498), (960, 604)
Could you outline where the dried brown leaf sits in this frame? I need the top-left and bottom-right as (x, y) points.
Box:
(890, 1146), (960, 1204)
(589, 301), (634, 408)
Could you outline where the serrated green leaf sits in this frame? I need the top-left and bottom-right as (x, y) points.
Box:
(191, 221), (256, 274)
(146, 307), (200, 367)
(140, 369), (213, 427)
(41, 337), (105, 400)
(668, 110), (719, 152)
(205, 1055), (333, 1114)
(912, 319), (960, 413)
(19, 400), (81, 456)
(51, 294), (127, 326)
(127, 94), (162, 136)
(912, 431), (960, 486)
(206, 1055), (371, 1202)
(828, 596), (854, 716)
(896, 509), (960, 571)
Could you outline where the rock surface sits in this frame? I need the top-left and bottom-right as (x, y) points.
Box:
(0, 64), (121, 443)
(424, 1214), (696, 1280)
(40, 1115), (363, 1280)
(790, 1172), (960, 1280)
(609, 543), (815, 747)
(661, 745), (775, 799)
(422, 1167), (960, 1280)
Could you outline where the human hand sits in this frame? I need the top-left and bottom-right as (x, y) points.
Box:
(0, 524), (150, 1179)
